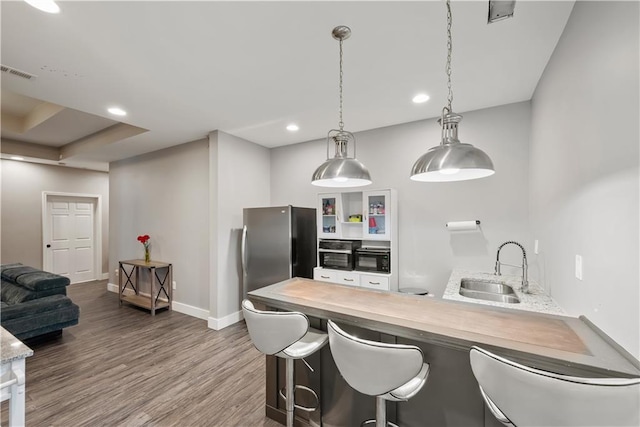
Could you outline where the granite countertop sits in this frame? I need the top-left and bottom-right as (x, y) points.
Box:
(1, 327), (33, 363)
(442, 269), (566, 315)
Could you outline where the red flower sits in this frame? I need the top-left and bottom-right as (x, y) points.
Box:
(137, 235), (150, 246)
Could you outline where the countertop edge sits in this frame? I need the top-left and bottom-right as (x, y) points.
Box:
(249, 278), (640, 378)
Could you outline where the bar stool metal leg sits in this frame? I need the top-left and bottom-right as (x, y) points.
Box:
(376, 396), (385, 427)
(285, 358), (294, 427)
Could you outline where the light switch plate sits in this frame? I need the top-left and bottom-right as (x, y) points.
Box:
(534, 240), (539, 254)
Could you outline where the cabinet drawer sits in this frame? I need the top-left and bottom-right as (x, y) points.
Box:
(314, 268), (337, 283)
(337, 272), (360, 287)
(360, 274), (390, 291)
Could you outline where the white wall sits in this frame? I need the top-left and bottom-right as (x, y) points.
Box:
(208, 131), (270, 326)
(272, 101), (532, 296)
(529, 1), (639, 358)
(1, 160), (109, 274)
(109, 139), (210, 312)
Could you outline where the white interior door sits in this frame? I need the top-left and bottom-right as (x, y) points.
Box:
(44, 196), (96, 283)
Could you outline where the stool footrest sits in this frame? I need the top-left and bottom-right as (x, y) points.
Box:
(361, 420), (399, 427)
(279, 384), (320, 412)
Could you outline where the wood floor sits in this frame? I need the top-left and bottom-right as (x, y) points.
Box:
(1, 280), (282, 427)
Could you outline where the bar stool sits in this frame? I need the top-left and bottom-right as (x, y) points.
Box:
(242, 300), (328, 427)
(469, 346), (640, 427)
(327, 320), (430, 427)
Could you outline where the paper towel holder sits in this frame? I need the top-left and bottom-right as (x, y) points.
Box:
(446, 220), (481, 231)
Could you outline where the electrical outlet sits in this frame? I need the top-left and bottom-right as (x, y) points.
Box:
(534, 240), (539, 255)
(575, 255), (583, 280)
(172, 281), (177, 290)
(114, 269), (119, 277)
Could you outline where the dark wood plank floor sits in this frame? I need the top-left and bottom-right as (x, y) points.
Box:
(2, 280), (282, 426)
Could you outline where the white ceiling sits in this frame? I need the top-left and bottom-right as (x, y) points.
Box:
(0, 0), (575, 169)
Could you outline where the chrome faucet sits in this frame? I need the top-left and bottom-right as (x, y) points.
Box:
(494, 241), (529, 293)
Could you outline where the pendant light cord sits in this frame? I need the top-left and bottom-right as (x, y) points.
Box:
(446, 0), (453, 112)
(338, 37), (344, 131)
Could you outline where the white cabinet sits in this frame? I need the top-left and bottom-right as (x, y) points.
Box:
(360, 274), (390, 291)
(314, 268), (337, 283)
(363, 190), (392, 240)
(337, 271), (360, 287)
(318, 190), (395, 241)
(314, 268), (391, 291)
(319, 194), (340, 239)
(316, 189), (398, 292)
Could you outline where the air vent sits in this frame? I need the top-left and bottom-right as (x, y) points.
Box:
(488, 1), (516, 24)
(0, 64), (37, 80)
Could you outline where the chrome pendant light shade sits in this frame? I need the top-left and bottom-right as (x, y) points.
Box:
(312, 26), (371, 188)
(410, 0), (494, 182)
(312, 129), (371, 187)
(411, 109), (494, 182)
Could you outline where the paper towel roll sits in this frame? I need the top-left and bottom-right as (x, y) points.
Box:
(446, 220), (480, 231)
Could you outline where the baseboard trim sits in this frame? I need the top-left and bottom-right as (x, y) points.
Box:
(173, 301), (209, 320)
(208, 311), (243, 330)
(107, 282), (209, 320)
(100, 272), (109, 280)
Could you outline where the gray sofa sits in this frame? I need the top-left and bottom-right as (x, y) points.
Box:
(1, 263), (80, 341)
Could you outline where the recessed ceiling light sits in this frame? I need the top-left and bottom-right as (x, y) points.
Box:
(24, 0), (60, 14)
(412, 93), (430, 104)
(286, 124), (299, 132)
(108, 107), (127, 116)
(10, 156), (25, 161)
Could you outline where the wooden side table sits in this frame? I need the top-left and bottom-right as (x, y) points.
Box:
(118, 259), (173, 315)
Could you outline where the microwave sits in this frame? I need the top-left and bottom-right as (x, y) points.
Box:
(319, 240), (361, 271)
(354, 247), (391, 273)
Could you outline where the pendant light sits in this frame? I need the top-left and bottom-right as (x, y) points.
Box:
(312, 26), (372, 188)
(411, 0), (495, 182)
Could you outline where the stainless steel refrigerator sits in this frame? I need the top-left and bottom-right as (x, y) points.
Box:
(241, 206), (316, 298)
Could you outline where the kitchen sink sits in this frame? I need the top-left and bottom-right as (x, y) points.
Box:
(459, 278), (520, 304)
(459, 288), (521, 304)
(460, 278), (516, 295)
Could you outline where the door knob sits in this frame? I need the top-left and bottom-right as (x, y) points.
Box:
(46, 244), (51, 248)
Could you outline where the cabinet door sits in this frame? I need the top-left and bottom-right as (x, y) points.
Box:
(314, 267), (337, 283)
(337, 271), (360, 287)
(318, 194), (340, 239)
(363, 190), (391, 240)
(360, 274), (390, 291)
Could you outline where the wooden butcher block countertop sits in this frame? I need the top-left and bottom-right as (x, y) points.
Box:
(249, 277), (640, 378)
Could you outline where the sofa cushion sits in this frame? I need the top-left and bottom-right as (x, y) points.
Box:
(0, 294), (76, 321)
(0, 295), (80, 341)
(0, 263), (23, 270)
(1, 279), (38, 304)
(1, 265), (70, 291)
(1, 279), (67, 304)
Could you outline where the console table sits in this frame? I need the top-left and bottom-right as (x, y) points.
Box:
(119, 259), (173, 315)
(1, 327), (33, 427)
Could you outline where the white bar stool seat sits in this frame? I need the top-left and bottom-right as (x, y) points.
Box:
(242, 300), (328, 427)
(327, 320), (430, 427)
(469, 346), (640, 427)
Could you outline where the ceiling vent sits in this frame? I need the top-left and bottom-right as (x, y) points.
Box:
(1, 64), (37, 80)
(488, 1), (516, 24)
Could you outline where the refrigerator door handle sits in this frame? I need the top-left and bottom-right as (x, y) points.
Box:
(241, 225), (248, 276)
